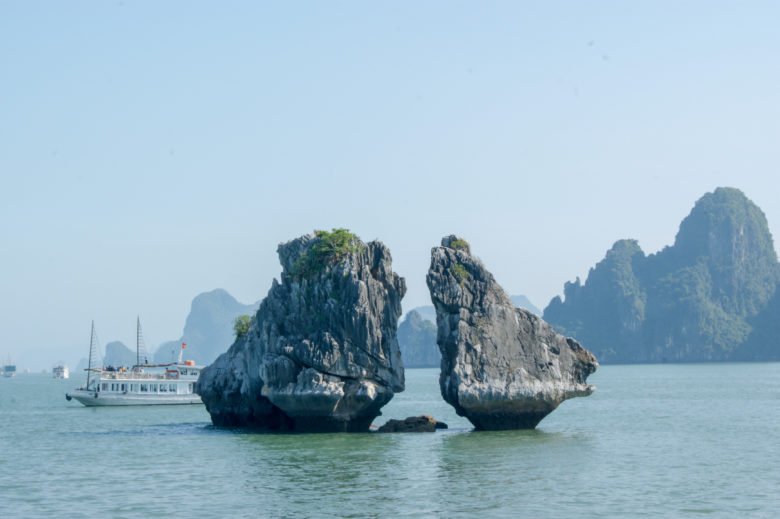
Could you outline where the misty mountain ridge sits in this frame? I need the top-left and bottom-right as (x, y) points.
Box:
(544, 187), (780, 363)
(80, 290), (257, 371)
(102, 341), (137, 367)
(397, 310), (439, 368)
(153, 288), (259, 365)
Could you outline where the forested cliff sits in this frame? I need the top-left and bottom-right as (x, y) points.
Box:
(544, 188), (780, 362)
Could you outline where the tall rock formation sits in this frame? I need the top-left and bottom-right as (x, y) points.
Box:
(544, 187), (780, 362)
(196, 229), (406, 432)
(427, 235), (598, 430)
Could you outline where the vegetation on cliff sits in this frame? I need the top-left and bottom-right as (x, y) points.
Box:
(233, 315), (252, 339)
(291, 228), (364, 278)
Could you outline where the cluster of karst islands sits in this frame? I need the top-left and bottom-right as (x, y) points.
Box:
(103, 187), (778, 432)
(195, 231), (598, 432)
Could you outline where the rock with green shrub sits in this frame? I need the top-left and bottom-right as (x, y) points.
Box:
(196, 229), (406, 432)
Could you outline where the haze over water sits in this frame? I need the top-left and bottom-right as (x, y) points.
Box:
(2, 365), (778, 518)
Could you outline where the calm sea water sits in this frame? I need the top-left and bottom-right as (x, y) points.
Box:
(1, 364), (778, 518)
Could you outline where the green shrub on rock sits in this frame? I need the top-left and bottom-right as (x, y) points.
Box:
(233, 315), (252, 339)
(452, 264), (470, 284)
(449, 238), (470, 253)
(292, 228), (364, 278)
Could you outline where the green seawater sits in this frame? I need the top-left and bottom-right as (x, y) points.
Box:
(1, 364), (779, 518)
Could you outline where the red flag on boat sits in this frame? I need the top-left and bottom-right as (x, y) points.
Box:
(182, 343), (186, 349)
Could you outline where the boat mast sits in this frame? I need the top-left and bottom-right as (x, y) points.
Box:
(137, 316), (141, 368)
(86, 321), (99, 389)
(136, 317), (149, 368)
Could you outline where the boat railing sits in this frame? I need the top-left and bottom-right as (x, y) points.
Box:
(99, 371), (186, 380)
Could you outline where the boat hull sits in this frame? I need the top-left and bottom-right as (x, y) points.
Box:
(66, 389), (203, 406)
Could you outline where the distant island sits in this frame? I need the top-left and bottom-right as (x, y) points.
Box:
(102, 341), (137, 367)
(397, 310), (438, 368)
(153, 288), (259, 365)
(543, 187), (780, 363)
(96, 290), (258, 369)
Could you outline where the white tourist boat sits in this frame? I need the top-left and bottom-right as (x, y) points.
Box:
(52, 365), (69, 379)
(3, 355), (16, 378)
(66, 319), (203, 406)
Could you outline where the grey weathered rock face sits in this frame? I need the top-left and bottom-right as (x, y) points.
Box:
(196, 230), (406, 432)
(426, 235), (598, 430)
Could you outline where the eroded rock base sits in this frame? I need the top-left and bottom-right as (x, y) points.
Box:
(466, 410), (552, 431)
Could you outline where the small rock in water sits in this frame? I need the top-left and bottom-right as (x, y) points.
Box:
(426, 235), (598, 430)
(377, 415), (446, 433)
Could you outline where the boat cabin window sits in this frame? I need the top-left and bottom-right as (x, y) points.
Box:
(160, 384), (167, 392)
(191, 370), (199, 376)
(180, 369), (187, 375)
(140, 384), (148, 392)
(169, 383), (176, 392)
(120, 383), (126, 392)
(150, 383), (158, 392)
(189, 383), (194, 393)
(101, 383), (107, 390)
(130, 384), (138, 392)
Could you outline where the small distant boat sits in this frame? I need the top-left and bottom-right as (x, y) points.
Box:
(3, 355), (16, 378)
(66, 319), (203, 406)
(53, 365), (70, 379)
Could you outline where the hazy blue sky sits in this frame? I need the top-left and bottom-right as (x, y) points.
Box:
(2, 2), (780, 370)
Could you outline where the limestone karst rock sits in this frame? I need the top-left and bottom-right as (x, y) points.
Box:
(195, 229), (406, 432)
(426, 235), (598, 430)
